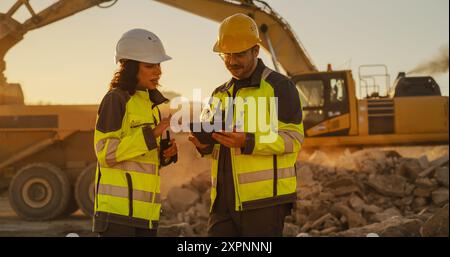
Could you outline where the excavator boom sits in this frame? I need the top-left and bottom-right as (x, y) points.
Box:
(1, 0), (112, 83)
(155, 0), (317, 76)
(7, 0), (111, 32)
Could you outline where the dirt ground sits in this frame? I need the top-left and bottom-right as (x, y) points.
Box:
(0, 191), (95, 237)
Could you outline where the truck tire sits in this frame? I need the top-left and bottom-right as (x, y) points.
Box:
(8, 163), (71, 221)
(60, 187), (80, 217)
(75, 163), (96, 217)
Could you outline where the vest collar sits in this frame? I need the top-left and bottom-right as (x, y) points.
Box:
(148, 89), (169, 106)
(135, 87), (169, 106)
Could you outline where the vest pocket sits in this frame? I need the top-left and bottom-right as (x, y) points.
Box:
(125, 173), (133, 217)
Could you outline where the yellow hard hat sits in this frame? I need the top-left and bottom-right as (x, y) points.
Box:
(213, 13), (261, 53)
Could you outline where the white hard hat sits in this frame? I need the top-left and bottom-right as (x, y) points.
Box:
(115, 28), (172, 64)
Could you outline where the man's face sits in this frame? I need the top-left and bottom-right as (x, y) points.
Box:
(220, 45), (259, 79)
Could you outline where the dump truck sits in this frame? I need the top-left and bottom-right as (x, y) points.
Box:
(0, 105), (98, 219)
(0, 0), (448, 221)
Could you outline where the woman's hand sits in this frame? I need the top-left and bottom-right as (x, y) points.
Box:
(163, 139), (178, 158)
(152, 117), (171, 138)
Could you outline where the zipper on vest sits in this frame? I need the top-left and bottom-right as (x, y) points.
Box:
(273, 155), (278, 197)
(231, 148), (243, 211)
(125, 173), (133, 218)
(95, 163), (102, 209)
(224, 89), (243, 211)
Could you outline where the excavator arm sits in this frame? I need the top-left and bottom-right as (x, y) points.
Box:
(0, 0), (114, 84)
(155, 0), (317, 75)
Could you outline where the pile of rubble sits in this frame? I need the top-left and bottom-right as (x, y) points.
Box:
(158, 147), (449, 237)
(159, 171), (211, 237)
(287, 148), (449, 237)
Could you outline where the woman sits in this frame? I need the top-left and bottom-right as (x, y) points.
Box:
(92, 29), (177, 237)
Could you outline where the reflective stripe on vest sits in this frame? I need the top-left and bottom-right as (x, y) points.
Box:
(96, 139), (106, 153)
(238, 167), (296, 184)
(212, 147), (220, 160)
(212, 177), (218, 188)
(96, 138), (157, 174)
(98, 184), (161, 204)
(278, 130), (305, 153)
(261, 67), (273, 81)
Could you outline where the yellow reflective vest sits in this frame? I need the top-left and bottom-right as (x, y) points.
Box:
(203, 59), (304, 212)
(93, 88), (168, 230)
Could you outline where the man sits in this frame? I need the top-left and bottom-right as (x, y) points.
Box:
(189, 14), (304, 236)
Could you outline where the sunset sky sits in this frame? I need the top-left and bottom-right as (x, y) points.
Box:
(1, 0), (448, 104)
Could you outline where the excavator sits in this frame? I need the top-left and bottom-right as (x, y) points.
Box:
(0, 0), (448, 221)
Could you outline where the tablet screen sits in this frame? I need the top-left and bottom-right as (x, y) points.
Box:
(189, 122), (225, 145)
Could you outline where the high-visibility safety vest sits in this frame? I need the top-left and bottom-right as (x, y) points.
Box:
(93, 87), (168, 230)
(205, 59), (304, 212)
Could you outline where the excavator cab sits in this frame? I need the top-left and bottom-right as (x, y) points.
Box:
(292, 71), (356, 137)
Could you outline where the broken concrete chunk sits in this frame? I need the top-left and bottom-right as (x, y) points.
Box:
(415, 177), (438, 189)
(158, 222), (195, 237)
(324, 177), (358, 189)
(418, 155), (430, 169)
(283, 222), (300, 237)
(298, 165), (316, 186)
(333, 203), (367, 229)
(413, 187), (432, 198)
(334, 185), (361, 197)
(190, 171), (211, 194)
(373, 207), (402, 222)
(310, 213), (333, 229)
(431, 188), (449, 206)
(367, 175), (406, 197)
(363, 204), (383, 214)
(420, 205), (449, 237)
(434, 167), (449, 188)
(418, 155), (449, 178)
(336, 216), (423, 237)
(397, 158), (423, 181)
(348, 195), (366, 212)
(166, 187), (199, 212)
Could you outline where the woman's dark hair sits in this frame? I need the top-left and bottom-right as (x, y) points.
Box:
(109, 59), (139, 95)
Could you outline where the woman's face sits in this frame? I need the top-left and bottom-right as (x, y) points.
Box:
(137, 62), (162, 90)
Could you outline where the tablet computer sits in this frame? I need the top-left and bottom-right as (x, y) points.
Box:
(189, 122), (225, 145)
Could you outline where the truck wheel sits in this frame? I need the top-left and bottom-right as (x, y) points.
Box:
(9, 163), (71, 221)
(60, 187), (79, 217)
(75, 163), (96, 217)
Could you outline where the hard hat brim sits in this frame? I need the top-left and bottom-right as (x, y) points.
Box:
(213, 41), (221, 53)
(115, 54), (172, 64)
(212, 40), (261, 54)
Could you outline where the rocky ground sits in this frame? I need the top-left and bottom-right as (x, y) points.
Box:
(158, 146), (449, 237)
(0, 145), (447, 237)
